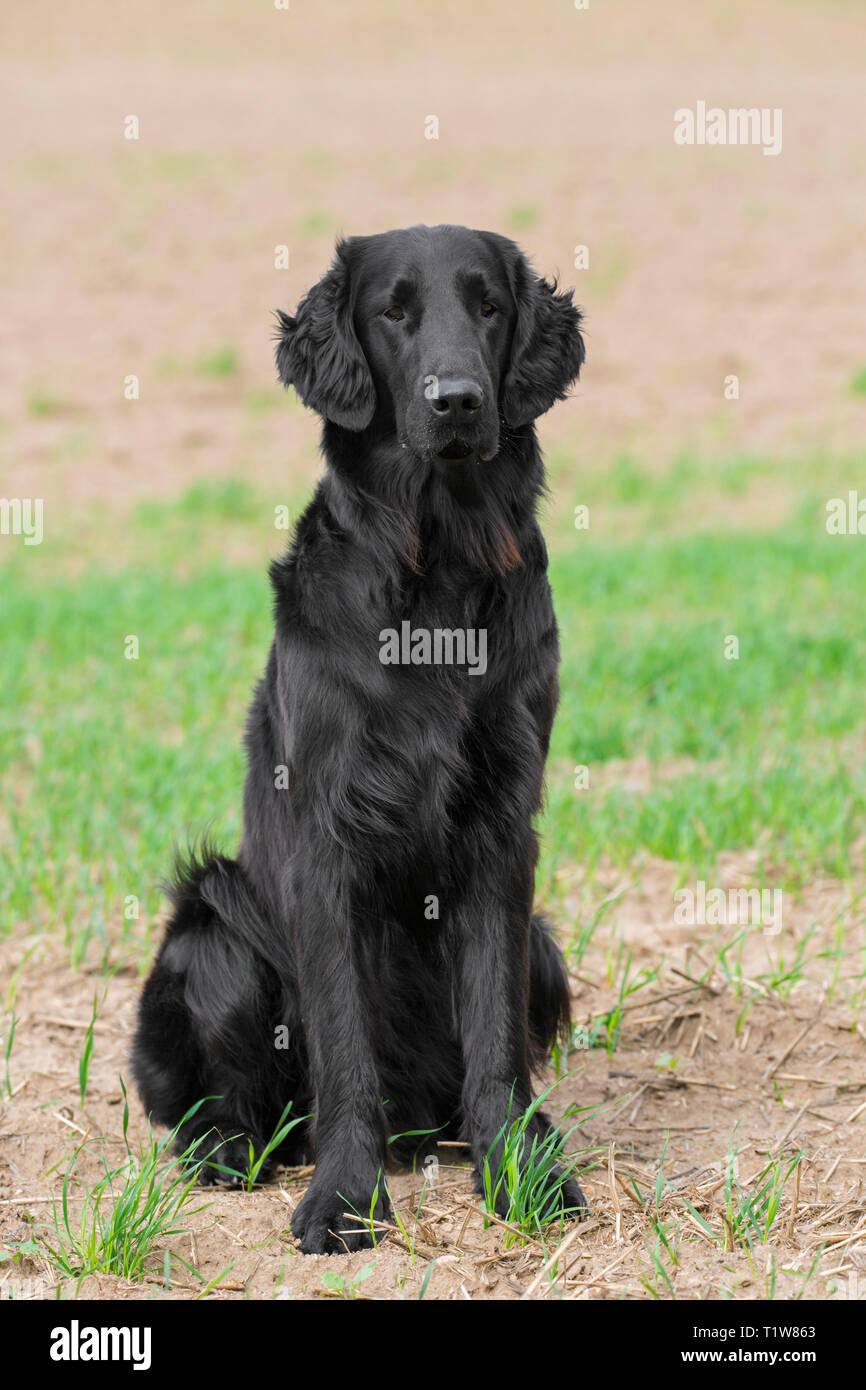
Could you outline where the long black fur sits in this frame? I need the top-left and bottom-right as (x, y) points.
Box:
(133, 224), (587, 1254)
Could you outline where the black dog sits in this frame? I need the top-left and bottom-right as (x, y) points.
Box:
(133, 225), (587, 1254)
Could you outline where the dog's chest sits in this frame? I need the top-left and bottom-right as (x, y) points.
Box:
(379, 568), (504, 690)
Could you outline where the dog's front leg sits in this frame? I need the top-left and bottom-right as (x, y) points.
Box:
(290, 890), (390, 1255)
(457, 885), (534, 1201)
(456, 875), (586, 1220)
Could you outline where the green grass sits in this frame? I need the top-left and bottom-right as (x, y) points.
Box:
(137, 475), (266, 525)
(10, 1084), (214, 1283)
(538, 505), (866, 894)
(320, 1261), (376, 1299)
(481, 1081), (588, 1246)
(26, 391), (65, 417)
(199, 1099), (308, 1192)
(196, 345), (240, 379)
(681, 1136), (805, 1261)
(299, 212), (332, 237)
(584, 243), (631, 302)
(2, 464), (866, 953)
(849, 365), (866, 396)
(506, 204), (539, 231)
(2, 1013), (18, 1098)
(78, 991), (103, 1105)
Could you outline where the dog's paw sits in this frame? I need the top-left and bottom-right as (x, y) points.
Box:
(291, 1178), (391, 1255)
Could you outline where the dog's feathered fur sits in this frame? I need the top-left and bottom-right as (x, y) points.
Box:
(133, 225), (586, 1254)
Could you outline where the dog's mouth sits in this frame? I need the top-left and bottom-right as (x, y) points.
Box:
(436, 437), (475, 462)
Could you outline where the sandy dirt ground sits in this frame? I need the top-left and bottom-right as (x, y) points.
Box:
(2, 856), (865, 1301)
(2, 0), (866, 1300)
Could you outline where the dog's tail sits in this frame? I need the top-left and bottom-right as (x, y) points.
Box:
(133, 844), (300, 1138)
(528, 914), (572, 1067)
(163, 843), (293, 975)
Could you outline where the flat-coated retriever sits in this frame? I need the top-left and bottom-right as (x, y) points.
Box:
(133, 224), (587, 1254)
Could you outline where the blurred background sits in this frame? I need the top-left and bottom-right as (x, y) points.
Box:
(4, 0), (866, 515)
(4, 0), (866, 923)
(2, 0), (866, 1302)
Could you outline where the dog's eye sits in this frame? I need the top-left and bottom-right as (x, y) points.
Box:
(383, 306), (405, 322)
(480, 302), (497, 318)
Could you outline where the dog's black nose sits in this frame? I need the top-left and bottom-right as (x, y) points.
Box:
(430, 378), (483, 424)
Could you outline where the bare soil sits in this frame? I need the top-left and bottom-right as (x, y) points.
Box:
(2, 0), (866, 524)
(2, 854), (864, 1301)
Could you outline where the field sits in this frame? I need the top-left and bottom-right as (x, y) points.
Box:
(2, 0), (866, 1302)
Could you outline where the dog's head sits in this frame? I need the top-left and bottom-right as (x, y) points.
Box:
(275, 225), (585, 466)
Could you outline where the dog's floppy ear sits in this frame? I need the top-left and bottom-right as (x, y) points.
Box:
(274, 239), (376, 430)
(494, 240), (585, 429)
